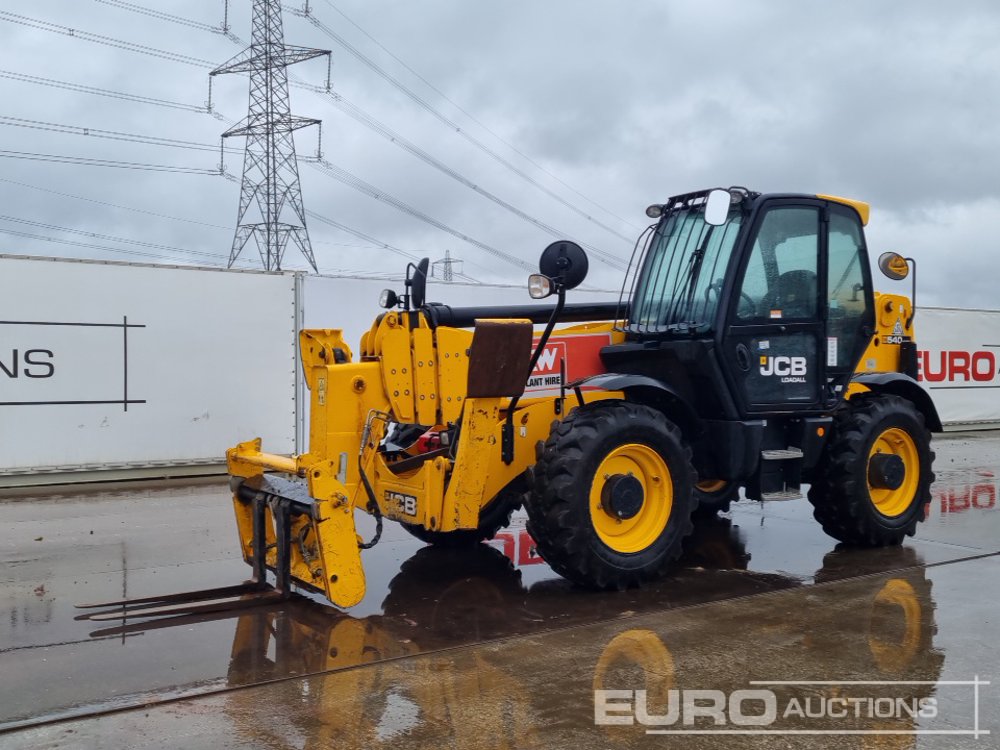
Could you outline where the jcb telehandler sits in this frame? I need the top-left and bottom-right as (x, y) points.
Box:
(78, 187), (939, 619)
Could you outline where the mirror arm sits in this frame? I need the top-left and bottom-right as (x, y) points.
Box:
(501, 284), (567, 465)
(403, 262), (415, 311)
(905, 256), (917, 328)
(525, 284), (567, 384)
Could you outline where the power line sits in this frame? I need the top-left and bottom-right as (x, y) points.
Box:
(0, 10), (215, 67)
(0, 177), (446, 275)
(0, 104), (460, 268)
(306, 210), (416, 261)
(311, 159), (534, 273)
(1, 65), (615, 269)
(0, 217), (390, 276)
(0, 70), (210, 114)
(296, 83), (627, 270)
(0, 177), (230, 229)
(305, 209), (478, 283)
(0, 115), (241, 156)
(204, 62), (503, 278)
(0, 149), (221, 174)
(94, 0), (249, 44)
(0, 226), (239, 266)
(1, 5), (514, 279)
(93, 0), (223, 34)
(0, 114), (325, 171)
(79, 0), (635, 248)
(0, 110), (510, 276)
(285, 6), (636, 245)
(305, 211), (479, 284)
(315, 0), (641, 232)
(0, 214), (232, 260)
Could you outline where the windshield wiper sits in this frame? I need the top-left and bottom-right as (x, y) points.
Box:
(664, 224), (714, 326)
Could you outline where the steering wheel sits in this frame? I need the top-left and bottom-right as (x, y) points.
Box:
(705, 279), (756, 317)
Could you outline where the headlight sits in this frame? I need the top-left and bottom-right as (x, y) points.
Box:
(379, 288), (399, 309)
(528, 274), (553, 299)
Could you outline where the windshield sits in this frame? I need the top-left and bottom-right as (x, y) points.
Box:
(629, 206), (744, 334)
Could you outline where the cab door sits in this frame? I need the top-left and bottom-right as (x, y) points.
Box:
(824, 204), (876, 392)
(722, 201), (825, 414)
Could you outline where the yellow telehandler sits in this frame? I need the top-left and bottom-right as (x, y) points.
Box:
(78, 187), (939, 618)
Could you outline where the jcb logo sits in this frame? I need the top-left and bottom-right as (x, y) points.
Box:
(385, 491), (417, 517)
(759, 356), (807, 377)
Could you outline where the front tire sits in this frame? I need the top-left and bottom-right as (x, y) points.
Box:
(808, 394), (934, 547)
(526, 401), (697, 590)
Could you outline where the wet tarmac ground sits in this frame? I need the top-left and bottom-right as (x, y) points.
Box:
(0, 431), (998, 748)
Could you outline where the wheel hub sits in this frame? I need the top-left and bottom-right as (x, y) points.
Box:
(601, 473), (645, 520)
(588, 442), (674, 554)
(868, 452), (906, 490)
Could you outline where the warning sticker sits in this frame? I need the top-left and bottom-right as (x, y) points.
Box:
(827, 337), (838, 366)
(883, 318), (906, 345)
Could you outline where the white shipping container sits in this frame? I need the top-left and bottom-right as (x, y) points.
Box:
(1, 254), (995, 486)
(0, 255), (298, 479)
(915, 307), (1000, 429)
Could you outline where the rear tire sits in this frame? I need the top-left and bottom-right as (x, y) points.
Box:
(400, 480), (522, 548)
(692, 480), (740, 516)
(808, 394), (934, 547)
(526, 400), (697, 590)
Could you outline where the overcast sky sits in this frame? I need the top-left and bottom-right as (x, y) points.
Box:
(1, 0), (998, 306)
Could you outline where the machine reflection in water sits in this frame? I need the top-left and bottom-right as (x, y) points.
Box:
(215, 519), (944, 749)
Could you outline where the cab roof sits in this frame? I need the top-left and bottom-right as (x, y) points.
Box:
(816, 194), (870, 225)
(659, 188), (871, 226)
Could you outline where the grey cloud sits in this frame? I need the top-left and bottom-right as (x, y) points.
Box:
(0, 0), (997, 306)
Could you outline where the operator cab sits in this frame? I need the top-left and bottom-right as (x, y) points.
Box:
(613, 188), (875, 420)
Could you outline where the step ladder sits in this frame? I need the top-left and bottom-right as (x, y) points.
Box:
(752, 447), (804, 501)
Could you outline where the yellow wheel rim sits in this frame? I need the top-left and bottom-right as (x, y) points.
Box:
(589, 443), (672, 554)
(593, 629), (675, 740)
(593, 628), (675, 696)
(696, 479), (727, 494)
(868, 578), (921, 675)
(868, 427), (919, 518)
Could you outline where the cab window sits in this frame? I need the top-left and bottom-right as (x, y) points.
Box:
(736, 206), (820, 321)
(827, 208), (872, 371)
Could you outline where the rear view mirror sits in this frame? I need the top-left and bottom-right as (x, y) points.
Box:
(878, 252), (910, 281)
(407, 257), (430, 309)
(704, 189), (731, 226)
(538, 240), (589, 291)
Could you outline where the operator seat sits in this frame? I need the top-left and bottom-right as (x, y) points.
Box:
(766, 269), (817, 318)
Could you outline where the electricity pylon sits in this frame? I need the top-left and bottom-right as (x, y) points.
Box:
(211, 0), (330, 271)
(432, 249), (462, 282)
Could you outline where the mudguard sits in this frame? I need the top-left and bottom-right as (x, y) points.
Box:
(572, 372), (701, 436)
(851, 372), (942, 432)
